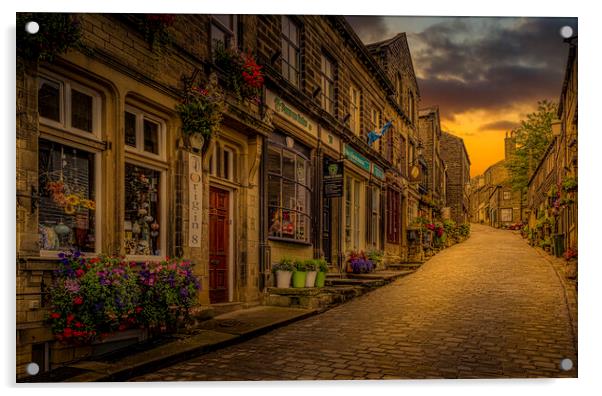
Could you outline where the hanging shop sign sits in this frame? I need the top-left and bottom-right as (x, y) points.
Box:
(188, 152), (202, 247)
(344, 144), (370, 173)
(323, 159), (344, 198)
(266, 90), (317, 137)
(409, 164), (422, 183)
(371, 164), (385, 180)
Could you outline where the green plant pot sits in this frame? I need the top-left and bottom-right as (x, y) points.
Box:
(292, 271), (307, 288)
(315, 271), (326, 288)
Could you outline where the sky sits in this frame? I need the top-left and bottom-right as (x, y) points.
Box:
(346, 16), (577, 177)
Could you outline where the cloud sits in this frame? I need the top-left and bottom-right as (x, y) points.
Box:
(345, 16), (391, 43)
(478, 120), (520, 132)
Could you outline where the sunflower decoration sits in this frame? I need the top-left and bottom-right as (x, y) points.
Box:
(65, 194), (81, 206)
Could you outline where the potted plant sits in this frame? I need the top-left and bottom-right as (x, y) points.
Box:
(292, 260), (307, 288)
(304, 259), (318, 288)
(272, 257), (295, 288)
(315, 259), (329, 288)
(347, 251), (374, 274)
(366, 250), (384, 270)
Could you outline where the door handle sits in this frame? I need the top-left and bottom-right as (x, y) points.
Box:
(210, 259), (220, 266)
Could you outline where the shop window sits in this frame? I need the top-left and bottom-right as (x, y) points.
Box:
(281, 16), (300, 87)
(345, 176), (363, 250)
(386, 188), (400, 243)
(38, 139), (96, 253)
(124, 106), (164, 158)
(124, 163), (162, 256)
(38, 74), (101, 137)
(267, 142), (311, 243)
(349, 83), (361, 135)
(320, 54), (335, 115)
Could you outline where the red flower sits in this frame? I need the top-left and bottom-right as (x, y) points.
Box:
(63, 328), (73, 338)
(135, 306), (143, 313)
(75, 269), (85, 278)
(73, 296), (84, 305)
(50, 312), (61, 319)
(67, 313), (75, 323)
(118, 324), (127, 331)
(75, 321), (83, 328)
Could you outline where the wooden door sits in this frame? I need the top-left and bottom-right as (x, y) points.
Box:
(209, 187), (229, 303)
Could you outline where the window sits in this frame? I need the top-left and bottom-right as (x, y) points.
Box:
(501, 208), (513, 222)
(349, 83), (361, 135)
(367, 186), (381, 249)
(345, 176), (363, 250)
(211, 15), (237, 51)
(124, 106), (164, 158)
(386, 188), (400, 243)
(503, 191), (511, 201)
(267, 136), (311, 243)
(319, 54), (335, 114)
(38, 75), (101, 137)
(124, 164), (162, 256)
(396, 73), (403, 108)
(281, 16), (300, 87)
(209, 144), (235, 182)
(38, 139), (96, 252)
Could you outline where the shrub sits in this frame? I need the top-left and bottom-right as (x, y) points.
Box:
(316, 258), (329, 273)
(294, 260), (307, 272)
(272, 257), (295, 272)
(303, 259), (318, 271)
(47, 252), (200, 344)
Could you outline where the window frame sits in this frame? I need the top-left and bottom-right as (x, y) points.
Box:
(124, 105), (167, 161)
(123, 158), (168, 261)
(386, 188), (401, 244)
(280, 15), (300, 88)
(369, 106), (381, 152)
(344, 175), (364, 250)
(267, 140), (312, 244)
(319, 53), (336, 115)
(38, 72), (103, 141)
(500, 208), (513, 223)
(210, 14), (238, 52)
(349, 83), (361, 135)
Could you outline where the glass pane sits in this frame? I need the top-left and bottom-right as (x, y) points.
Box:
(297, 185), (307, 213)
(281, 209), (295, 238)
(38, 79), (61, 122)
(282, 180), (296, 210)
(38, 139), (96, 252)
(223, 150), (230, 180)
(124, 163), (161, 256)
(281, 15), (289, 36)
(211, 24), (227, 48)
(71, 89), (93, 132)
(267, 146), (281, 174)
(282, 150), (295, 179)
(296, 159), (306, 184)
(143, 118), (159, 154)
(296, 215), (307, 242)
(214, 15), (233, 30)
(268, 206), (281, 238)
(268, 175), (281, 208)
(125, 111), (137, 147)
(290, 21), (298, 45)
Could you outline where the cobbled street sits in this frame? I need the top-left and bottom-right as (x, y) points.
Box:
(132, 224), (577, 381)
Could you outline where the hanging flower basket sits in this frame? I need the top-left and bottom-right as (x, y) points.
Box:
(213, 42), (264, 102)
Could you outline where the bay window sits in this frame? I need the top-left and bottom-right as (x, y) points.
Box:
(267, 136), (311, 243)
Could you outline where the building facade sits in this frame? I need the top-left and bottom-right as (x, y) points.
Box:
(440, 131), (471, 224)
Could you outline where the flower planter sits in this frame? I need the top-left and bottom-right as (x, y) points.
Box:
(305, 271), (317, 287)
(292, 271), (307, 288)
(315, 271), (326, 288)
(275, 270), (293, 288)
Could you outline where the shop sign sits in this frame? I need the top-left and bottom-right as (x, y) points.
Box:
(266, 90), (317, 137)
(344, 144), (370, 173)
(323, 159), (344, 198)
(188, 152), (202, 247)
(409, 164), (422, 182)
(371, 164), (385, 180)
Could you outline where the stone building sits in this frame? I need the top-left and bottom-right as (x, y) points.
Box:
(366, 32), (421, 264)
(526, 36), (577, 255)
(440, 131), (470, 224)
(16, 13), (433, 377)
(418, 106), (447, 215)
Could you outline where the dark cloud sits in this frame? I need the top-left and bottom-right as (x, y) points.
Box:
(346, 16), (578, 121)
(345, 16), (391, 43)
(478, 120), (520, 132)
(413, 17), (577, 117)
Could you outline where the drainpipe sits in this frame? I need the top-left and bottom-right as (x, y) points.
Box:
(258, 134), (270, 291)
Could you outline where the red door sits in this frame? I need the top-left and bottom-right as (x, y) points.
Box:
(209, 187), (229, 303)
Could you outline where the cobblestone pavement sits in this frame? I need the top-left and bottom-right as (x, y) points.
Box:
(132, 224), (577, 381)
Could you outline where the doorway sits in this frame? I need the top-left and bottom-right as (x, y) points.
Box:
(209, 187), (229, 303)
